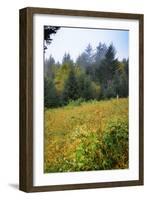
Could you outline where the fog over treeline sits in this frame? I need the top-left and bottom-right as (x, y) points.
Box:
(44, 26), (128, 108)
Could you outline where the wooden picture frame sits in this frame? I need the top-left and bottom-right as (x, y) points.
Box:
(19, 7), (144, 192)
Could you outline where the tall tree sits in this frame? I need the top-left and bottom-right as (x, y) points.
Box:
(62, 69), (79, 103)
(44, 77), (59, 108)
(62, 53), (74, 65)
(44, 55), (55, 77)
(98, 43), (117, 84)
(113, 60), (128, 97)
(76, 52), (88, 68)
(97, 43), (119, 98)
(105, 43), (116, 61)
(85, 43), (94, 64)
(54, 61), (72, 95)
(94, 42), (107, 65)
(82, 76), (93, 100)
(76, 43), (94, 69)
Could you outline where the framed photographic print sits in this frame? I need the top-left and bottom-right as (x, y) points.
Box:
(19, 7), (144, 192)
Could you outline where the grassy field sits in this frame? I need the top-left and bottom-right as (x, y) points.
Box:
(44, 98), (128, 173)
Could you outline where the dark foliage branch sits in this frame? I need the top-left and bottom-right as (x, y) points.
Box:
(44, 26), (60, 51)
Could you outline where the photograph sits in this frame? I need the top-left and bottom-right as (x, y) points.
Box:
(44, 26), (129, 173)
(19, 7), (143, 192)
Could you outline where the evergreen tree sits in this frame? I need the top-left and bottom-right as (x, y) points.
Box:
(77, 73), (85, 96)
(44, 77), (59, 108)
(105, 43), (116, 61)
(82, 76), (93, 100)
(85, 43), (94, 64)
(94, 42), (107, 65)
(76, 43), (94, 70)
(44, 55), (55, 77)
(62, 53), (74, 65)
(77, 74), (94, 100)
(97, 44), (118, 99)
(62, 69), (79, 103)
(76, 52), (88, 69)
(98, 44), (117, 84)
(113, 59), (128, 97)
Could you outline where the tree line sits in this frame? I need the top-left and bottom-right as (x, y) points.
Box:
(44, 43), (128, 108)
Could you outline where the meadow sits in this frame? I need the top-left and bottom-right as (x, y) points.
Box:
(44, 98), (128, 173)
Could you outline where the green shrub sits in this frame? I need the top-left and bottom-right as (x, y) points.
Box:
(67, 98), (85, 107)
(74, 132), (99, 171)
(100, 118), (128, 169)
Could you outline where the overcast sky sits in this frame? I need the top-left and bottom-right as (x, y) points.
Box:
(44, 26), (129, 63)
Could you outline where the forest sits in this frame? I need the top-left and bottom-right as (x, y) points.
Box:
(44, 42), (128, 108)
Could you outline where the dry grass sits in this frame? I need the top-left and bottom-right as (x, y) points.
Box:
(44, 98), (128, 172)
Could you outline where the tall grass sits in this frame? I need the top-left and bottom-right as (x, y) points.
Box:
(44, 98), (128, 172)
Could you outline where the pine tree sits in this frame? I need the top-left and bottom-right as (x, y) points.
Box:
(44, 55), (55, 77)
(62, 53), (73, 65)
(44, 77), (59, 108)
(62, 69), (79, 103)
(85, 43), (93, 64)
(94, 42), (107, 65)
(82, 77), (93, 100)
(76, 43), (94, 69)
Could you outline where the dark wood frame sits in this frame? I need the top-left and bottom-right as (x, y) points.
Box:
(19, 7), (144, 192)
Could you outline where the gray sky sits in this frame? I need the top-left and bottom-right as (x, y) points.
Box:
(45, 27), (129, 62)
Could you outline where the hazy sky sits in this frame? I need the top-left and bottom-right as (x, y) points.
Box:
(45, 27), (129, 62)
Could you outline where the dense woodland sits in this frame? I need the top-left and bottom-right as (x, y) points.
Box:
(44, 42), (128, 108)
